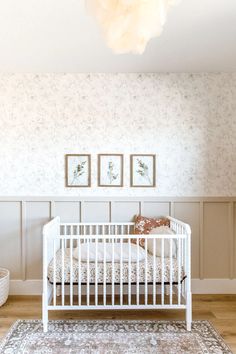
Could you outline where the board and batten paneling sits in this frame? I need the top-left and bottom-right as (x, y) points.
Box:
(203, 202), (231, 279)
(142, 202), (170, 218)
(234, 202), (236, 278)
(173, 202), (200, 279)
(0, 197), (236, 286)
(82, 202), (110, 222)
(54, 202), (80, 222)
(111, 202), (140, 222)
(0, 202), (22, 279)
(25, 202), (51, 279)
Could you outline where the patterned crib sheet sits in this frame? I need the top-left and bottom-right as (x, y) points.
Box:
(48, 249), (186, 284)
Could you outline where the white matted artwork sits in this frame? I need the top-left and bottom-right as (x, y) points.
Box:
(98, 154), (123, 187)
(66, 154), (91, 187)
(130, 154), (156, 187)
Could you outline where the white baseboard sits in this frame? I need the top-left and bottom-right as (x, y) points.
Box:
(10, 279), (236, 295)
(10, 280), (42, 295)
(192, 279), (236, 294)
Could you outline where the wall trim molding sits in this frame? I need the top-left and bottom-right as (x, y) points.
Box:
(9, 279), (236, 295)
(1, 196), (236, 202)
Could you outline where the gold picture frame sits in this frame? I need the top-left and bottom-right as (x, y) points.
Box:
(98, 154), (124, 187)
(130, 154), (156, 187)
(65, 154), (91, 187)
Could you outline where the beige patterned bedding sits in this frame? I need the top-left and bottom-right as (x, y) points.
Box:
(48, 248), (186, 284)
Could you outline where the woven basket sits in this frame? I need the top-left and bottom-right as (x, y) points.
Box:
(0, 268), (9, 307)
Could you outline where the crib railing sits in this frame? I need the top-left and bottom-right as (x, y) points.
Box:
(42, 217), (191, 332)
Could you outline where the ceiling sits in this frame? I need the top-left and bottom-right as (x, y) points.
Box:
(0, 0), (235, 72)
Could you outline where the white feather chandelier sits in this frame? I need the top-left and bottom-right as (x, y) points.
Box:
(86, 0), (181, 54)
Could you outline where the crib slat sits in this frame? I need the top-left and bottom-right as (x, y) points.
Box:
(103, 230), (106, 306)
(112, 237), (115, 306)
(184, 226), (187, 298)
(87, 239), (90, 306)
(180, 226), (185, 297)
(161, 238), (164, 305)
(128, 238), (131, 306)
(170, 238), (173, 305)
(61, 237), (65, 306)
(145, 238), (148, 305)
(153, 238), (156, 305)
(136, 238), (139, 306)
(120, 238), (123, 306)
(95, 229), (98, 306)
(78, 237), (81, 306)
(178, 237), (181, 305)
(53, 240), (56, 306)
(70, 231), (73, 306)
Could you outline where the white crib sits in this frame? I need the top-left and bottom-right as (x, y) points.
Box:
(42, 216), (192, 332)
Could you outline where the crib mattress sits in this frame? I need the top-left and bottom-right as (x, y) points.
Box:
(48, 248), (186, 285)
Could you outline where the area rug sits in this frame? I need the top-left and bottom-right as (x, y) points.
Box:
(0, 320), (232, 354)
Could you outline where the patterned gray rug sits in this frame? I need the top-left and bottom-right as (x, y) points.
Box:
(0, 320), (232, 354)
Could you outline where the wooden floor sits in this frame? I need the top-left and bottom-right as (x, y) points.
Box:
(0, 295), (236, 353)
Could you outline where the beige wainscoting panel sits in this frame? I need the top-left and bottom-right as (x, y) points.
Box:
(203, 202), (230, 279)
(0, 202), (22, 279)
(141, 202), (170, 218)
(25, 202), (50, 279)
(54, 202), (80, 222)
(111, 202), (140, 222)
(82, 202), (110, 222)
(234, 202), (236, 278)
(173, 202), (200, 279)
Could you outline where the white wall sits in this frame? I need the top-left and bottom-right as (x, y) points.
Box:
(0, 73), (236, 196)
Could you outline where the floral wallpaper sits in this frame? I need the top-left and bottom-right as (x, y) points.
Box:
(0, 73), (235, 196)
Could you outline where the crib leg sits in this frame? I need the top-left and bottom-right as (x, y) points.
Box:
(42, 293), (48, 333)
(186, 291), (192, 331)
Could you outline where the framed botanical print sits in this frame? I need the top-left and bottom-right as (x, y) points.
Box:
(65, 154), (91, 187)
(130, 154), (156, 187)
(98, 154), (123, 187)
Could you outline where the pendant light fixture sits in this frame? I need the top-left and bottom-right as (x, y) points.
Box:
(86, 0), (181, 54)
